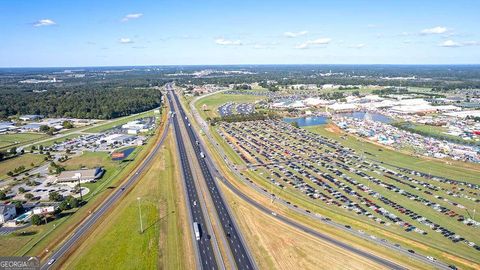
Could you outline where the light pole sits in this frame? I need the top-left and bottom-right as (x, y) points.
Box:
(137, 197), (143, 233)
(77, 176), (83, 202)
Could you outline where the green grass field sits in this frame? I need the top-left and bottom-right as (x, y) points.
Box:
(0, 153), (45, 178)
(63, 136), (187, 269)
(0, 133), (49, 150)
(84, 110), (156, 133)
(195, 93), (265, 119)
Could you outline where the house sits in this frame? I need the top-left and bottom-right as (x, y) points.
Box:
(0, 204), (17, 224)
(56, 168), (104, 183)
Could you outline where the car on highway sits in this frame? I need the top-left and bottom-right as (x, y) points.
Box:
(407, 249), (415, 254)
(47, 259), (56, 265)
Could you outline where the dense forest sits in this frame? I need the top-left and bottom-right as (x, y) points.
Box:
(0, 68), (165, 119)
(0, 87), (162, 119)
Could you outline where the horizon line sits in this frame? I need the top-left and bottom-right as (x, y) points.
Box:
(2, 63), (480, 69)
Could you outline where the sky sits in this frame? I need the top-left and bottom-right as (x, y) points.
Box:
(1, 0), (480, 67)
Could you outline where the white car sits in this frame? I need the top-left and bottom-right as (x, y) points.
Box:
(48, 259), (56, 265)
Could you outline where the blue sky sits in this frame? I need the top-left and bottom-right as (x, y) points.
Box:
(1, 0), (479, 67)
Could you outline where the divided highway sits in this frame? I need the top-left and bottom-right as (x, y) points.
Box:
(169, 87), (256, 270)
(41, 109), (171, 270)
(166, 87), (220, 270)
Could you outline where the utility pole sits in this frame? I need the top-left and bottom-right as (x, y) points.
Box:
(77, 176), (83, 202)
(137, 197), (143, 233)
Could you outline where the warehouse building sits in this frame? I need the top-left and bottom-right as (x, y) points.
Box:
(56, 168), (104, 183)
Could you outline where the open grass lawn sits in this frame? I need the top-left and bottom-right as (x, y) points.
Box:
(62, 151), (117, 171)
(84, 110), (155, 133)
(0, 133), (48, 150)
(63, 135), (188, 270)
(304, 125), (479, 184)
(0, 153), (45, 178)
(195, 93), (265, 119)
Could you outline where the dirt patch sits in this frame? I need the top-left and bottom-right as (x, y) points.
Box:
(325, 123), (343, 135)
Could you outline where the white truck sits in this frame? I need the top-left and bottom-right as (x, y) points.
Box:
(193, 222), (201, 240)
(200, 151), (205, 158)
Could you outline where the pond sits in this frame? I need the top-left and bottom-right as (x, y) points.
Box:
(283, 115), (329, 127)
(338, 111), (392, 123)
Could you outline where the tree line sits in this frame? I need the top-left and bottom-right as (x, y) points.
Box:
(0, 87), (161, 120)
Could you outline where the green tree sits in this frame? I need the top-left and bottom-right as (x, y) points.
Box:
(31, 214), (42, 225)
(0, 191), (6, 200)
(49, 191), (63, 202)
(39, 125), (50, 133)
(24, 193), (34, 200)
(62, 121), (74, 129)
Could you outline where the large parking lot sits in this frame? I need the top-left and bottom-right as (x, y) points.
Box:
(218, 120), (480, 256)
(218, 102), (255, 117)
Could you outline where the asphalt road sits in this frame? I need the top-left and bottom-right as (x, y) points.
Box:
(171, 89), (256, 270)
(40, 111), (171, 270)
(188, 96), (454, 270)
(167, 88), (220, 270)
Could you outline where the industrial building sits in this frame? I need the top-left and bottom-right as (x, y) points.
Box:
(56, 168), (104, 183)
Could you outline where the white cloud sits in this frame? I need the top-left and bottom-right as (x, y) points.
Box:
(295, 37), (331, 49)
(439, 40), (479, 47)
(122, 13), (143, 22)
(215, 38), (242, 46)
(284, 30), (308, 38)
(119, 38), (134, 44)
(421, 26), (448, 35)
(348, 43), (365, 49)
(33, 19), (56, 27)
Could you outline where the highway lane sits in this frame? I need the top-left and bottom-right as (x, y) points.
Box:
(41, 111), (171, 270)
(171, 90), (256, 270)
(167, 89), (220, 270)
(188, 95), (454, 270)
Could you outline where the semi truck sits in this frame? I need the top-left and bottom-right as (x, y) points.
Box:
(193, 222), (201, 240)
